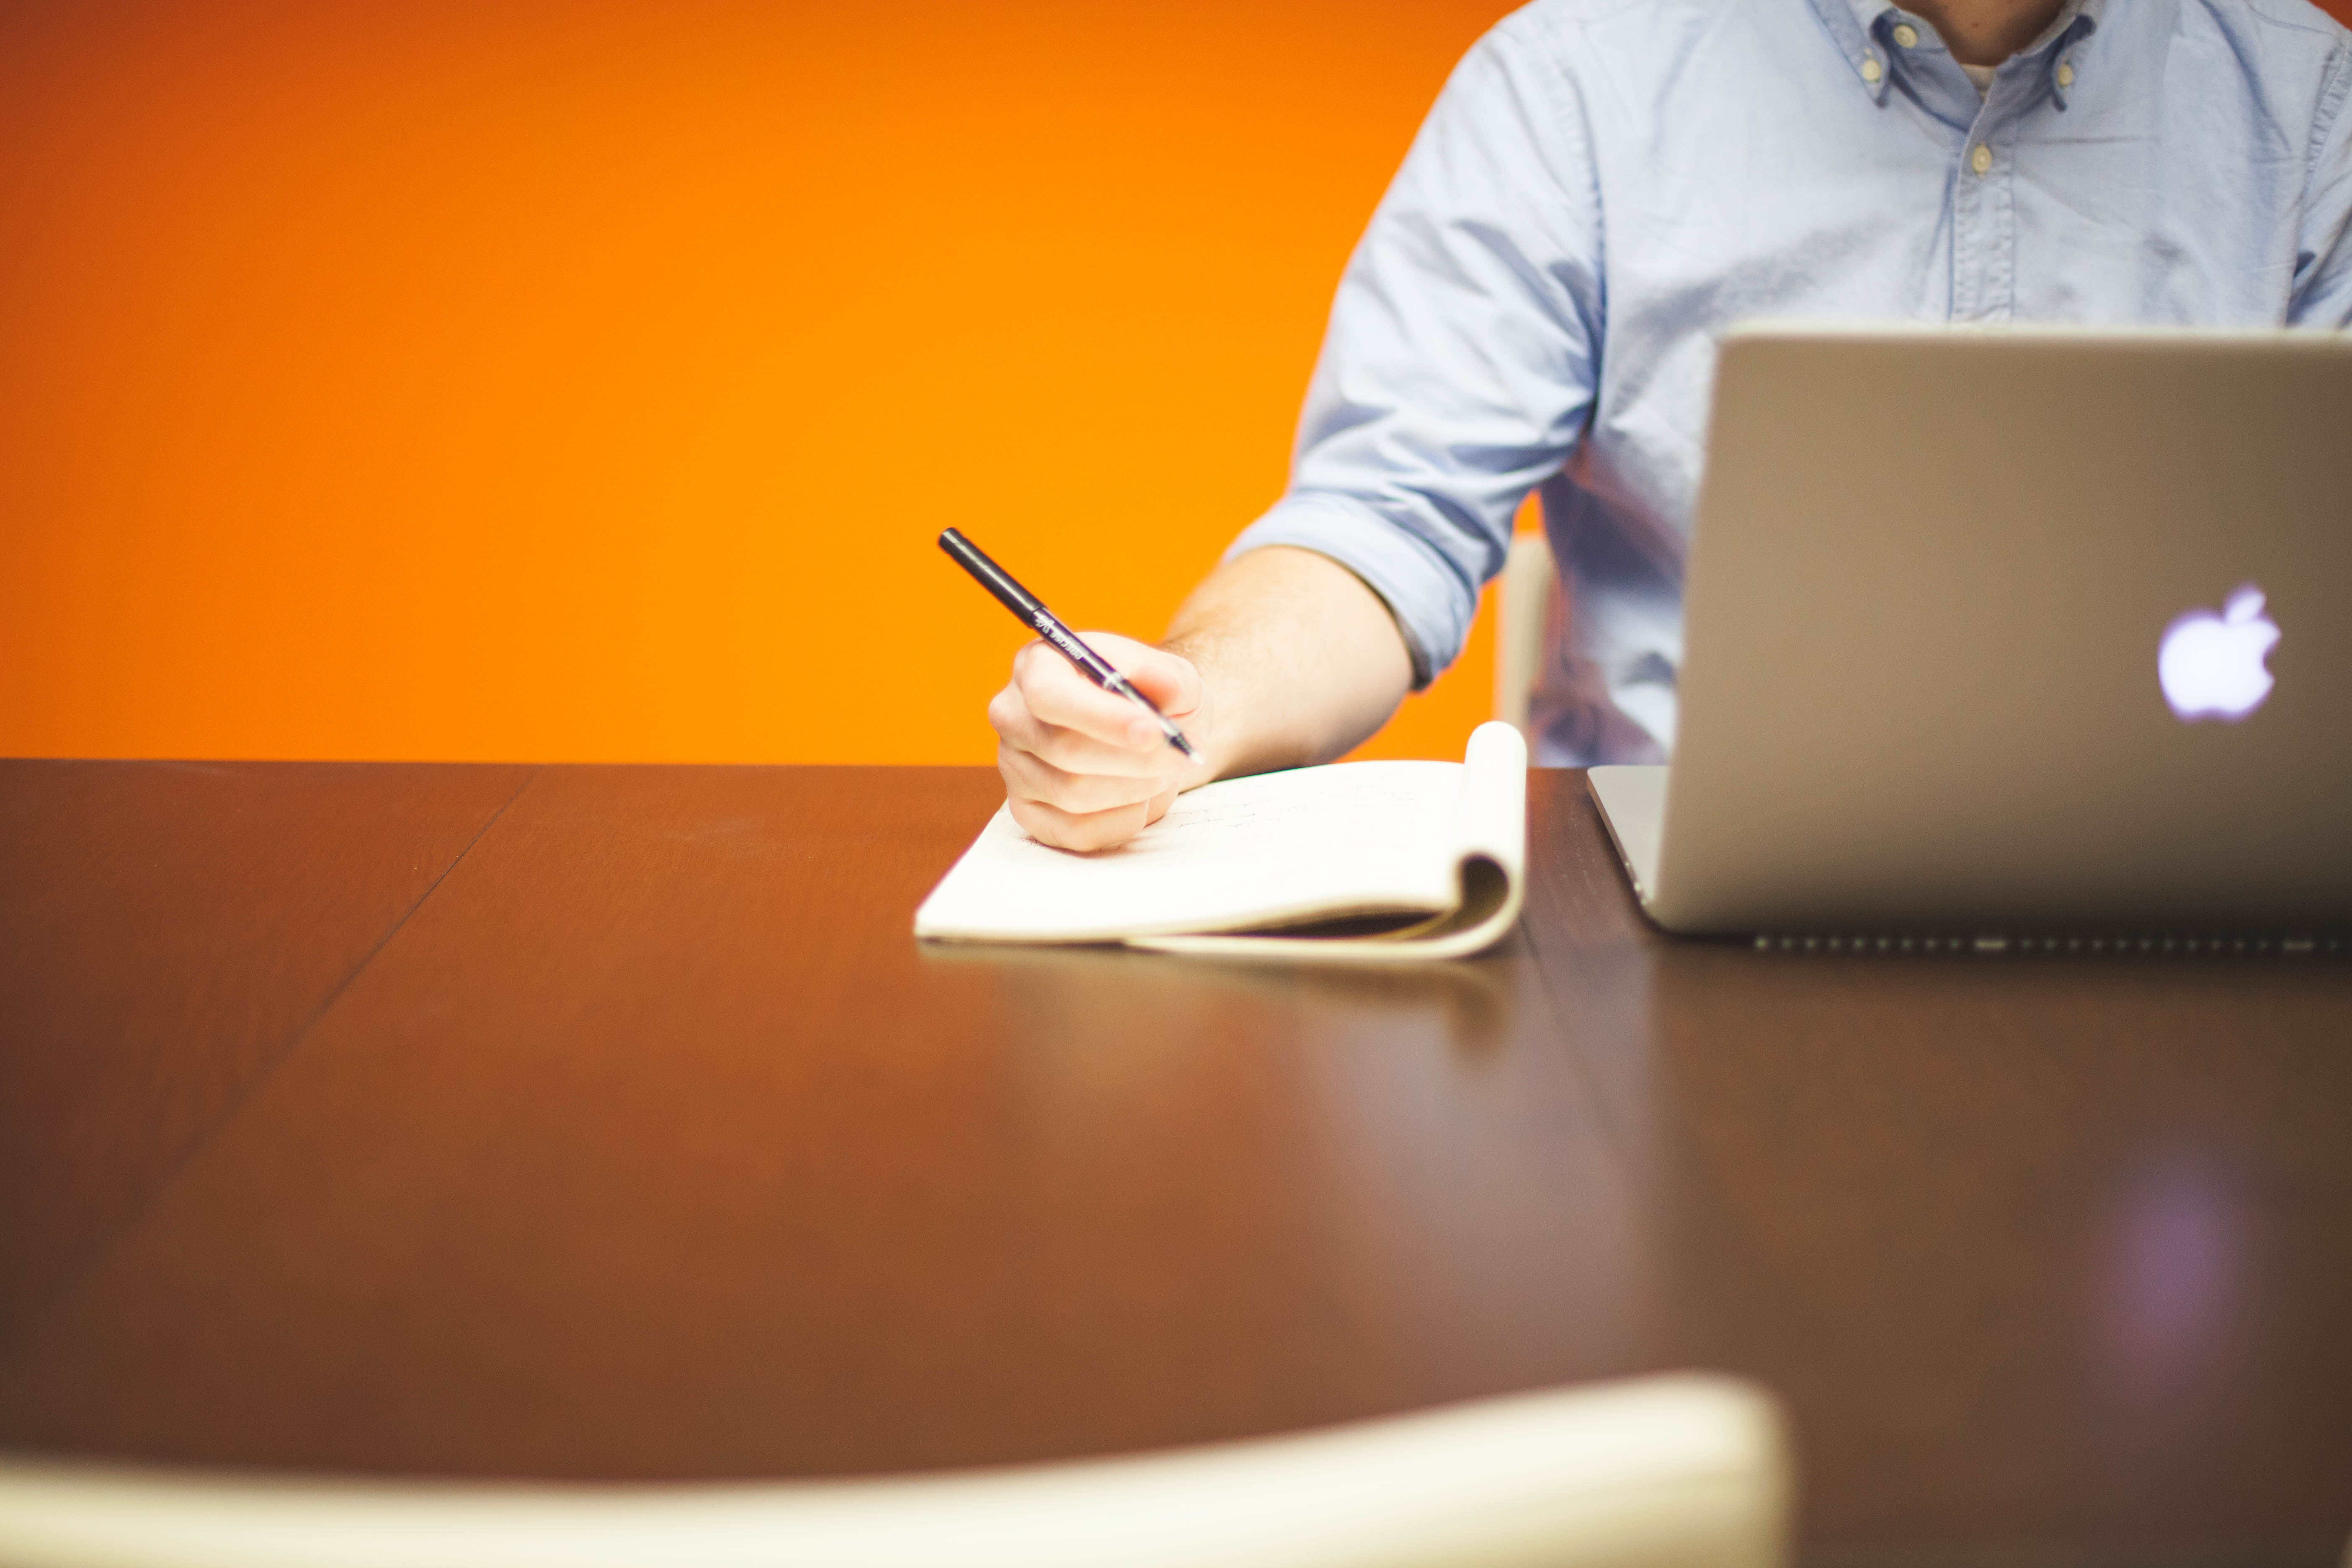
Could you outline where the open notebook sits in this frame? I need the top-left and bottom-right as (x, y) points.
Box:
(915, 722), (1527, 961)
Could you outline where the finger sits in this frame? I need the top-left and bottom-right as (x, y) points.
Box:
(1011, 642), (1173, 753)
(990, 681), (1173, 781)
(1007, 792), (1155, 854)
(998, 740), (1167, 818)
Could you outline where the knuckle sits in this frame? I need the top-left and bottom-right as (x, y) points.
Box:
(1001, 745), (1112, 816)
(1013, 641), (1071, 692)
(995, 746), (1032, 796)
(1069, 772), (1145, 814)
(1006, 797), (1073, 849)
(986, 687), (1026, 737)
(998, 738), (1055, 787)
(1072, 773), (1143, 816)
(1027, 727), (1099, 773)
(1006, 793), (1144, 854)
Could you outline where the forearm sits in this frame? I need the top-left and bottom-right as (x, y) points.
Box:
(1162, 546), (1415, 781)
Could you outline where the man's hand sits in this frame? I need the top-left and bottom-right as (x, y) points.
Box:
(985, 547), (1416, 854)
(988, 632), (1208, 852)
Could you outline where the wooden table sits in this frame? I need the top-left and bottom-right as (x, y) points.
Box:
(3, 761), (2349, 1564)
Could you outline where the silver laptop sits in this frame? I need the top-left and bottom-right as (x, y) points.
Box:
(1589, 326), (2352, 941)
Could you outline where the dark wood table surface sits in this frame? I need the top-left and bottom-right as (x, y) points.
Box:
(3, 760), (2349, 1565)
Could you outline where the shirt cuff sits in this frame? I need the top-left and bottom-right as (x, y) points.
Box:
(1223, 496), (1480, 690)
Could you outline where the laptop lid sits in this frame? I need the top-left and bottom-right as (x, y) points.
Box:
(1635, 326), (2352, 937)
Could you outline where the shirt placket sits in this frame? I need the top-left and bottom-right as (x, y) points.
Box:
(1865, 7), (2017, 324)
(1957, 74), (2032, 322)
(1951, 9), (2098, 321)
(1951, 103), (2015, 322)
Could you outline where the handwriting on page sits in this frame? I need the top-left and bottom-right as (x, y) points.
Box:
(1104, 771), (1444, 863)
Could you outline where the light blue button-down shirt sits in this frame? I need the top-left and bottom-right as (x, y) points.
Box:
(1227, 0), (2352, 764)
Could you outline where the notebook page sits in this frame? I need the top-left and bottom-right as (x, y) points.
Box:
(1451, 721), (1527, 884)
(913, 761), (1464, 943)
(1134, 721), (1528, 961)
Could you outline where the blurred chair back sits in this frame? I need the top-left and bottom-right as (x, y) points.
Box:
(1494, 530), (1556, 738)
(0, 1374), (1787, 1568)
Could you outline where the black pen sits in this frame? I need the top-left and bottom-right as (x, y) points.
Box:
(938, 528), (1197, 759)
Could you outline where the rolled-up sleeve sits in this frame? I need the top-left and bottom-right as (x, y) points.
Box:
(1225, 11), (1605, 686)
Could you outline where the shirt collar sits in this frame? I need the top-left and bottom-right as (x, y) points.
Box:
(1811, 0), (2103, 103)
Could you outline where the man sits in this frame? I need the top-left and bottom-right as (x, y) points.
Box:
(990, 0), (2352, 851)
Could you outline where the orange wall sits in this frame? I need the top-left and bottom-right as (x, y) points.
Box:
(7, 0), (2348, 766)
(0, 0), (1518, 765)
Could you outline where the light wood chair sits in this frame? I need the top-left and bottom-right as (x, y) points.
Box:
(1493, 530), (1557, 738)
(0, 1374), (1788, 1568)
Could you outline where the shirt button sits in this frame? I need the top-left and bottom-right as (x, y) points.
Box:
(1861, 55), (1883, 83)
(1892, 23), (1920, 47)
(1970, 143), (1994, 175)
(2056, 60), (2076, 88)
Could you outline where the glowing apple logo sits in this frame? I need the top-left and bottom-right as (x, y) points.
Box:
(2158, 585), (2280, 723)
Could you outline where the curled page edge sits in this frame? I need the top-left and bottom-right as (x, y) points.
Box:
(1453, 720), (1529, 885)
(1132, 722), (1527, 963)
